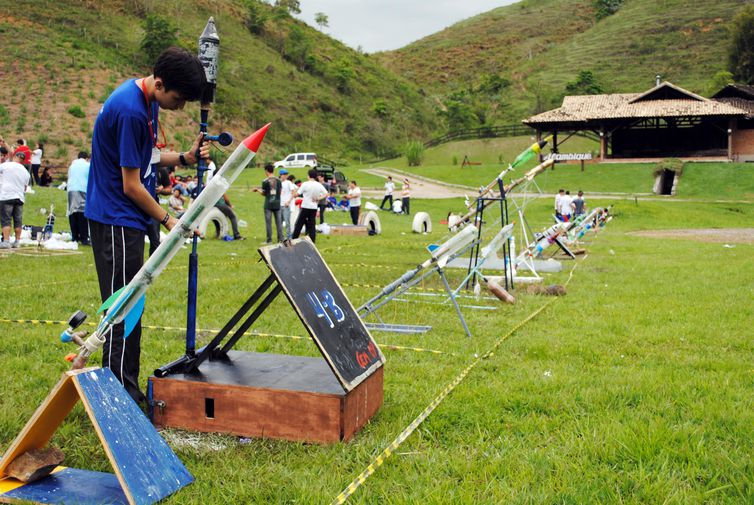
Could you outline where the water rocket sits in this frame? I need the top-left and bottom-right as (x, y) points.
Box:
(68, 125), (270, 369)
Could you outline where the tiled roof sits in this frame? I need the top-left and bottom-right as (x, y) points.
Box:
(715, 97), (754, 118)
(712, 83), (754, 100)
(524, 82), (748, 126)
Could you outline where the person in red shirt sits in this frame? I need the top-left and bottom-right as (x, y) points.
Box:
(13, 139), (32, 183)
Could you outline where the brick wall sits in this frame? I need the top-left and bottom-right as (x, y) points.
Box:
(732, 129), (754, 161)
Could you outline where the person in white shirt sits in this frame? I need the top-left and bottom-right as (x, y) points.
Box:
(344, 180), (362, 225)
(292, 168), (327, 243)
(0, 151), (31, 248)
(559, 190), (574, 222)
(279, 168), (296, 239)
(555, 188), (564, 220)
(380, 176), (394, 210)
(401, 178), (411, 215)
(31, 143), (44, 186)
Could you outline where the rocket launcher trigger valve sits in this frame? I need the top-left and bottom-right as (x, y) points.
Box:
(60, 310), (88, 345)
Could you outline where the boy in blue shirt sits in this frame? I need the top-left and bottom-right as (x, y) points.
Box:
(86, 47), (210, 403)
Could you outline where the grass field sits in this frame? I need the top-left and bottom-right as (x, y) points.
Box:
(356, 136), (754, 201)
(1, 165), (753, 503)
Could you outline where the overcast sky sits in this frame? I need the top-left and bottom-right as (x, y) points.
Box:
(295, 0), (518, 53)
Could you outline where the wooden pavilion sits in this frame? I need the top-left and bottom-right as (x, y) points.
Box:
(524, 81), (754, 162)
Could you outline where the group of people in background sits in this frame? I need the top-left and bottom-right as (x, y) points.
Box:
(0, 135), (93, 249)
(0, 137), (32, 248)
(0, 138), (53, 186)
(554, 188), (586, 222)
(379, 176), (411, 214)
(254, 165), (366, 245)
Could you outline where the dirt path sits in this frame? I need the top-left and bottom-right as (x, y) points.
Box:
(629, 228), (754, 244)
(362, 168), (754, 204)
(362, 168), (471, 199)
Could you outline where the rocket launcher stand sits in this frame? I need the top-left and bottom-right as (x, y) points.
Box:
(148, 239), (385, 444)
(358, 230), (479, 338)
(464, 176), (513, 292)
(154, 273), (282, 377)
(535, 230), (576, 259)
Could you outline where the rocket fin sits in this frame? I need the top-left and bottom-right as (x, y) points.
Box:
(98, 286), (126, 314)
(123, 295), (146, 340)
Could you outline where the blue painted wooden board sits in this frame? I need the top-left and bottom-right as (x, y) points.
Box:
(74, 368), (193, 505)
(2, 467), (128, 504)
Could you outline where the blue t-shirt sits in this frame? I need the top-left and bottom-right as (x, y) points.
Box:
(85, 79), (158, 231)
(67, 158), (90, 193)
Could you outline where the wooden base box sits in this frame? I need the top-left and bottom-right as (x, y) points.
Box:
(328, 225), (369, 236)
(148, 351), (383, 444)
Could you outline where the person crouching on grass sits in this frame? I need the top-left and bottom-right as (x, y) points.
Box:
(85, 47), (210, 403)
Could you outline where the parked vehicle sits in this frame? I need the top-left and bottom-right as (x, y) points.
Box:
(318, 166), (348, 194)
(273, 152), (318, 170)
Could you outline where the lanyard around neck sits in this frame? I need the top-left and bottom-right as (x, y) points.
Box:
(140, 79), (167, 149)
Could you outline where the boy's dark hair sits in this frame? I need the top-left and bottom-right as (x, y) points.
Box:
(264, 163), (274, 173)
(308, 168), (318, 179)
(0, 147), (7, 155)
(154, 47), (206, 102)
(78, 151), (88, 159)
(351, 180), (357, 185)
(16, 139), (25, 146)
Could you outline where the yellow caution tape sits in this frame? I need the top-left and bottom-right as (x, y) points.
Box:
(330, 259), (583, 504)
(0, 319), (447, 355)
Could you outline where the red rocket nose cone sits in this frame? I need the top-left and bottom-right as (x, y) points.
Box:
(242, 123), (270, 152)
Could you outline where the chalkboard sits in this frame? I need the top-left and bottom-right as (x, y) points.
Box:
(260, 239), (385, 391)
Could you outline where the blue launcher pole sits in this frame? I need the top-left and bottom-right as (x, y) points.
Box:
(184, 108), (208, 357)
(186, 18), (220, 357)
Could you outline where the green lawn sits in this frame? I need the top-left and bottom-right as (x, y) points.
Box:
(354, 136), (754, 201)
(1, 172), (753, 503)
(678, 162), (754, 200)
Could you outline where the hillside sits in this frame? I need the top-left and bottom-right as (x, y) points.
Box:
(376, 0), (745, 122)
(0, 0), (438, 168)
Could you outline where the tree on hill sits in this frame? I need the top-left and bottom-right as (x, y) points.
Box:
(728, 6), (754, 84)
(565, 70), (604, 95)
(593, 0), (623, 20)
(243, 0), (268, 34)
(315, 12), (329, 31)
(140, 15), (178, 63)
(331, 58), (355, 94)
(275, 0), (301, 15)
(284, 25), (313, 71)
(441, 91), (478, 131)
(476, 73), (510, 95)
(708, 70), (734, 95)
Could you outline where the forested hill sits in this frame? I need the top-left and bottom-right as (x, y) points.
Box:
(376, 0), (745, 125)
(0, 0), (438, 166)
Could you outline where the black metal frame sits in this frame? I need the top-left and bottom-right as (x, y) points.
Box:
(154, 274), (283, 377)
(465, 177), (513, 291)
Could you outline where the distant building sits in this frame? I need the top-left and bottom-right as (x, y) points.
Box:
(524, 81), (754, 162)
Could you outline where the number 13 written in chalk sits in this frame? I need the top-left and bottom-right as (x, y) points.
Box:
(306, 289), (345, 328)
